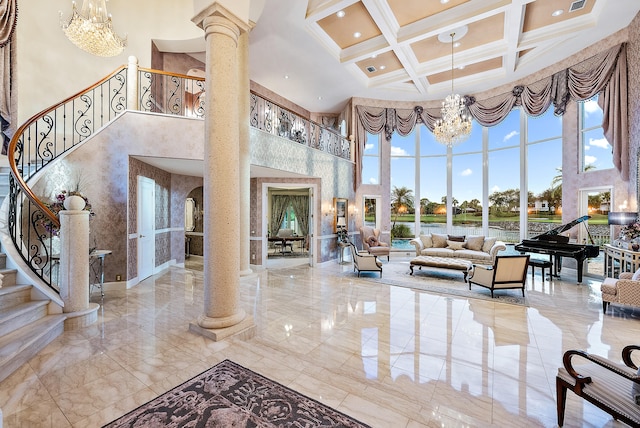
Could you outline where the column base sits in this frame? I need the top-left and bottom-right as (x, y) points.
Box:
(63, 303), (99, 330)
(239, 268), (254, 277)
(189, 316), (255, 342)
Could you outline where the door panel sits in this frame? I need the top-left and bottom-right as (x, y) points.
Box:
(138, 176), (155, 281)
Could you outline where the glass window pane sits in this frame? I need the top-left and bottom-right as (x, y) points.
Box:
(581, 98), (603, 129)
(390, 157), (415, 240)
(452, 121), (482, 154)
(420, 125), (447, 156)
(452, 152), (483, 236)
(392, 132), (415, 156)
(488, 147), (520, 242)
(489, 109), (520, 149)
(528, 110), (562, 142)
(583, 128), (614, 171)
(362, 157), (379, 185)
(419, 156), (447, 235)
(528, 139), (562, 238)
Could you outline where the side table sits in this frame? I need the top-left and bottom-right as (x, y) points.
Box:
(90, 249), (112, 297)
(338, 241), (351, 264)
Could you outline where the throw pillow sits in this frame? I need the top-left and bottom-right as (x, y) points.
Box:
(432, 233), (448, 248)
(446, 240), (466, 250)
(448, 234), (465, 242)
(633, 268), (640, 281)
(419, 234), (433, 248)
(367, 235), (379, 248)
(466, 235), (485, 251)
(482, 237), (497, 253)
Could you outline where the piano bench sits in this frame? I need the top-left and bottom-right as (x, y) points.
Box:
(528, 258), (552, 280)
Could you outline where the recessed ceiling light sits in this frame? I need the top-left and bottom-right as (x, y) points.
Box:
(379, 65), (386, 70)
(353, 32), (362, 38)
(284, 75), (289, 79)
(458, 65), (465, 70)
(440, 0), (450, 3)
(318, 96), (323, 100)
(371, 54), (377, 58)
(453, 42), (461, 48)
(552, 9), (564, 17)
(336, 10), (345, 18)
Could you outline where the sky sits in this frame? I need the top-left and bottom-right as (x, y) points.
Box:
(362, 98), (613, 206)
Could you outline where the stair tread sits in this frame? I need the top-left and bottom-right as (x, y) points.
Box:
(0, 314), (66, 361)
(0, 284), (31, 297)
(0, 300), (48, 323)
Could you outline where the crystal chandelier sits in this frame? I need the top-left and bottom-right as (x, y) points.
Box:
(433, 32), (472, 147)
(60, 0), (126, 57)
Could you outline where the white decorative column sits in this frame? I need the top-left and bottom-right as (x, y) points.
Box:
(238, 30), (252, 276)
(190, 4), (255, 341)
(126, 56), (139, 111)
(59, 203), (99, 330)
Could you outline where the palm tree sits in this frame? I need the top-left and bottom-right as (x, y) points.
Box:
(391, 186), (414, 228)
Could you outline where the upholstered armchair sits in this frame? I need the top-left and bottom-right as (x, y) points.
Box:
(468, 255), (529, 297)
(359, 226), (390, 261)
(601, 270), (640, 313)
(349, 243), (382, 277)
(556, 345), (640, 427)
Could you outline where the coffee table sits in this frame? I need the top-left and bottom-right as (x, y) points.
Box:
(409, 256), (473, 281)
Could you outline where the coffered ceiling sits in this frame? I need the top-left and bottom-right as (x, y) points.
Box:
(246, 0), (640, 112)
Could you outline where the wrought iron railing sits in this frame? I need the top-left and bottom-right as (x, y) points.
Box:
(249, 92), (350, 159)
(7, 63), (350, 293)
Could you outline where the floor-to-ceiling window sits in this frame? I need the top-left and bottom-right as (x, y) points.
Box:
(390, 130), (416, 243)
(362, 132), (380, 185)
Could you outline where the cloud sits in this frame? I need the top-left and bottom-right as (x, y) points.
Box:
(364, 143), (374, 152)
(503, 130), (519, 142)
(589, 137), (610, 149)
(584, 155), (597, 165)
(491, 185), (500, 193)
(583, 99), (600, 116)
(390, 146), (408, 156)
(368, 177), (378, 184)
(460, 168), (472, 176)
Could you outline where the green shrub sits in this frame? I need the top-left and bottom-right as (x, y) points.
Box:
(391, 224), (412, 239)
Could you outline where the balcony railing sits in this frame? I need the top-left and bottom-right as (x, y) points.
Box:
(7, 60), (351, 293)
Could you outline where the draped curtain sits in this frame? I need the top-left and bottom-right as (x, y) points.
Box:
(289, 195), (309, 240)
(270, 195), (290, 237)
(354, 43), (629, 185)
(0, 0), (17, 155)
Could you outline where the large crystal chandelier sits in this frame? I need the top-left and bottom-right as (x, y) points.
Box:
(433, 31), (472, 147)
(60, 0), (126, 57)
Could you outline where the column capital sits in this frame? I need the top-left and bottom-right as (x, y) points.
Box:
(192, 2), (252, 34)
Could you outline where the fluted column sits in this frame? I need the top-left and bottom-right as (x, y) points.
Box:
(238, 31), (252, 276)
(190, 5), (254, 340)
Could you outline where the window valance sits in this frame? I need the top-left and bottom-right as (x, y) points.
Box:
(354, 43), (628, 186)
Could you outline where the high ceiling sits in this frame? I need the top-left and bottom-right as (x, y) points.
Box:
(247, 0), (640, 113)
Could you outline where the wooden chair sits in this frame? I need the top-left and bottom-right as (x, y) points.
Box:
(468, 255), (529, 297)
(556, 345), (640, 426)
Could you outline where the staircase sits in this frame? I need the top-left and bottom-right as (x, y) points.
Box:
(0, 248), (66, 383)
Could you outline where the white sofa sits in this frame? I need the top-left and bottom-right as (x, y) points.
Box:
(409, 233), (506, 264)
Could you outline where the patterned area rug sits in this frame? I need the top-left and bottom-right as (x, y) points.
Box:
(103, 359), (370, 428)
(354, 260), (528, 306)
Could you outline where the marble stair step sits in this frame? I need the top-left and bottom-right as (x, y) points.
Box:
(0, 300), (49, 337)
(0, 268), (17, 288)
(0, 284), (31, 311)
(0, 314), (65, 384)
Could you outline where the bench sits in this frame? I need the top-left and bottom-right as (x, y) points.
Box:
(528, 258), (552, 280)
(409, 256), (473, 281)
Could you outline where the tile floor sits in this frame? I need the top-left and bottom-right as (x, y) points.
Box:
(1, 254), (639, 427)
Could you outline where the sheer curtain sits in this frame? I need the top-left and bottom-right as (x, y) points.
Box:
(355, 43), (629, 183)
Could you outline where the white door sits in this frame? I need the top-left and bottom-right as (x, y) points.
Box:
(137, 176), (155, 281)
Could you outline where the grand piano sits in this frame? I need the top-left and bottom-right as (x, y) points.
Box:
(514, 215), (599, 283)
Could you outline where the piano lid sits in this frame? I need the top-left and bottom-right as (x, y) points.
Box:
(531, 215), (591, 242)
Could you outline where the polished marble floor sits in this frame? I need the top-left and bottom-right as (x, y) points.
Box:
(1, 254), (639, 427)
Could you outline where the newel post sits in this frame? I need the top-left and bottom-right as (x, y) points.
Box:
(59, 201), (99, 329)
(127, 55), (139, 111)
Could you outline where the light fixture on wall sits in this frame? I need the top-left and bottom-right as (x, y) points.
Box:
(60, 0), (126, 57)
(433, 28), (472, 147)
(608, 212), (637, 225)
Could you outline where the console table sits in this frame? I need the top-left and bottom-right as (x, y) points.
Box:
(603, 244), (640, 278)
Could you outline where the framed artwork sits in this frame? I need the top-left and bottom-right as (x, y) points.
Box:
(334, 198), (347, 232)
